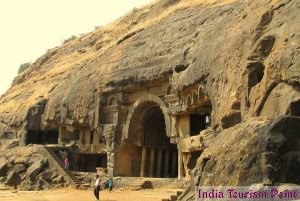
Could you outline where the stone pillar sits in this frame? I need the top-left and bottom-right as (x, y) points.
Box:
(149, 148), (155, 177)
(140, 146), (147, 177)
(164, 150), (170, 177)
(157, 149), (163, 177)
(178, 151), (183, 179)
(171, 151), (177, 177)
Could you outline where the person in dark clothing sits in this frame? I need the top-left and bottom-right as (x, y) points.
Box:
(94, 175), (101, 201)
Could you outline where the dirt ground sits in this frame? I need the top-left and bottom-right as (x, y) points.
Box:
(0, 188), (179, 201)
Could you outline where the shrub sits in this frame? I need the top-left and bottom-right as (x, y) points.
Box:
(18, 62), (31, 74)
(63, 35), (77, 44)
(163, 0), (180, 7)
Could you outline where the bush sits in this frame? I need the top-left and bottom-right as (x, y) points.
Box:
(18, 62), (31, 74)
(163, 0), (180, 7)
(63, 35), (77, 44)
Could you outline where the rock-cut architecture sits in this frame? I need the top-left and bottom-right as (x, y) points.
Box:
(0, 0), (299, 199)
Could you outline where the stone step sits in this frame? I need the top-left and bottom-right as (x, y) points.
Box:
(44, 147), (81, 187)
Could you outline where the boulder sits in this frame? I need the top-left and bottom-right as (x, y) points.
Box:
(27, 161), (45, 181)
(19, 180), (33, 191)
(0, 157), (8, 176)
(13, 164), (27, 173)
(38, 169), (58, 182)
(52, 175), (65, 184)
(34, 179), (50, 190)
(13, 155), (30, 165)
(5, 140), (19, 149)
(5, 171), (21, 186)
(0, 176), (6, 182)
(28, 154), (48, 166)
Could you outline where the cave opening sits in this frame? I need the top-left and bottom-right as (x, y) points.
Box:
(247, 62), (265, 95)
(26, 130), (58, 145)
(75, 153), (107, 172)
(289, 100), (300, 117)
(190, 114), (206, 136)
(140, 106), (178, 178)
(115, 101), (177, 178)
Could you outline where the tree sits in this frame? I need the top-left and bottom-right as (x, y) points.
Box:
(18, 62), (31, 74)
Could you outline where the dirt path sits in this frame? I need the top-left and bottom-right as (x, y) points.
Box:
(0, 188), (178, 201)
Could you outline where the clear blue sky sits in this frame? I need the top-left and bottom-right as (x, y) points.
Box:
(0, 0), (151, 95)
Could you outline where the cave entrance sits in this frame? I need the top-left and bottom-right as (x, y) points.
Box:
(75, 153), (107, 172)
(26, 130), (58, 145)
(140, 106), (178, 178)
(115, 100), (177, 178)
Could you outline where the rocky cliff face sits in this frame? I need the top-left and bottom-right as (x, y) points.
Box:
(0, 0), (299, 197)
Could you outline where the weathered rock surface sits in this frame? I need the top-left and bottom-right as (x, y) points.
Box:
(13, 164), (26, 174)
(27, 161), (47, 181)
(179, 116), (300, 200)
(0, 145), (66, 190)
(19, 180), (33, 191)
(5, 171), (21, 186)
(34, 179), (50, 190)
(0, 0), (299, 194)
(37, 169), (58, 183)
(0, 157), (8, 176)
(0, 0), (298, 135)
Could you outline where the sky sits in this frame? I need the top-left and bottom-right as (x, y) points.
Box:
(0, 0), (151, 95)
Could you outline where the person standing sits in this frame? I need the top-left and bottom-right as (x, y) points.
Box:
(108, 178), (113, 192)
(94, 175), (101, 201)
(205, 114), (210, 128)
(64, 157), (69, 170)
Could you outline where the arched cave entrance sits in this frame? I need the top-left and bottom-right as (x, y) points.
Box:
(140, 106), (178, 178)
(115, 101), (177, 178)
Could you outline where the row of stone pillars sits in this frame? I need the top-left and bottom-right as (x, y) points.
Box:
(139, 147), (178, 178)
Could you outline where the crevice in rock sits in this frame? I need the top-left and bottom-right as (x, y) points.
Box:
(175, 63), (190, 73)
(200, 157), (210, 173)
(231, 101), (241, 110)
(260, 36), (276, 58)
(247, 61), (265, 95)
(187, 151), (202, 170)
(288, 100), (300, 116)
(253, 11), (273, 43)
(117, 28), (144, 45)
(221, 110), (242, 129)
(249, 36), (276, 60)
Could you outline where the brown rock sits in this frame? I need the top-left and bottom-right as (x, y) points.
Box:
(27, 161), (45, 181)
(13, 164), (27, 173)
(0, 157), (8, 176)
(5, 171), (21, 186)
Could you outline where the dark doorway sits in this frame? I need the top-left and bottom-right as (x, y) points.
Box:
(140, 106), (178, 178)
(115, 101), (178, 178)
(190, 114), (206, 136)
(76, 153), (107, 172)
(26, 130), (58, 145)
(46, 130), (59, 144)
